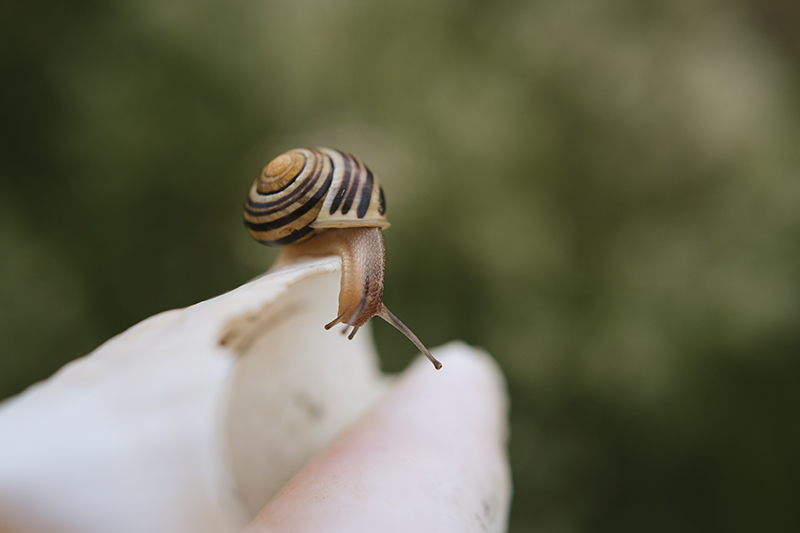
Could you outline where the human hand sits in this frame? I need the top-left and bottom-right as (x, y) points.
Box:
(0, 258), (510, 533)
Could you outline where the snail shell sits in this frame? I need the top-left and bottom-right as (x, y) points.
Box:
(243, 148), (441, 370)
(244, 148), (389, 246)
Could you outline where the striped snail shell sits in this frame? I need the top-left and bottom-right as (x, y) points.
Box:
(244, 148), (441, 370)
(244, 147), (389, 246)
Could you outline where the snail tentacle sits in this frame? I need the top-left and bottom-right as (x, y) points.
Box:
(377, 305), (442, 370)
(324, 311), (347, 331)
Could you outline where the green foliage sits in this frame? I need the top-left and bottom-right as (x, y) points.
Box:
(2, 0), (799, 530)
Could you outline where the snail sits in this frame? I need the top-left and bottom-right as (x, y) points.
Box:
(243, 147), (442, 370)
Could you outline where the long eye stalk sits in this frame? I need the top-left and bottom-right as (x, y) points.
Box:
(377, 305), (442, 369)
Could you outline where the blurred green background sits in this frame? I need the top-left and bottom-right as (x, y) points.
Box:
(2, 0), (800, 530)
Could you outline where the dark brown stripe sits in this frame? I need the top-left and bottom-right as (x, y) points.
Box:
(356, 168), (374, 218)
(341, 155), (361, 215)
(329, 151), (351, 215)
(378, 186), (386, 215)
(254, 225), (315, 246)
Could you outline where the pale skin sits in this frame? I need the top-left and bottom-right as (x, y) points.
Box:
(0, 242), (508, 532)
(242, 344), (511, 533)
(276, 227), (443, 369)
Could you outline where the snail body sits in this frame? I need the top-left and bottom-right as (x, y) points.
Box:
(244, 147), (441, 369)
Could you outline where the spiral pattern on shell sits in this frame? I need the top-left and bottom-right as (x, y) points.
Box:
(244, 148), (389, 246)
